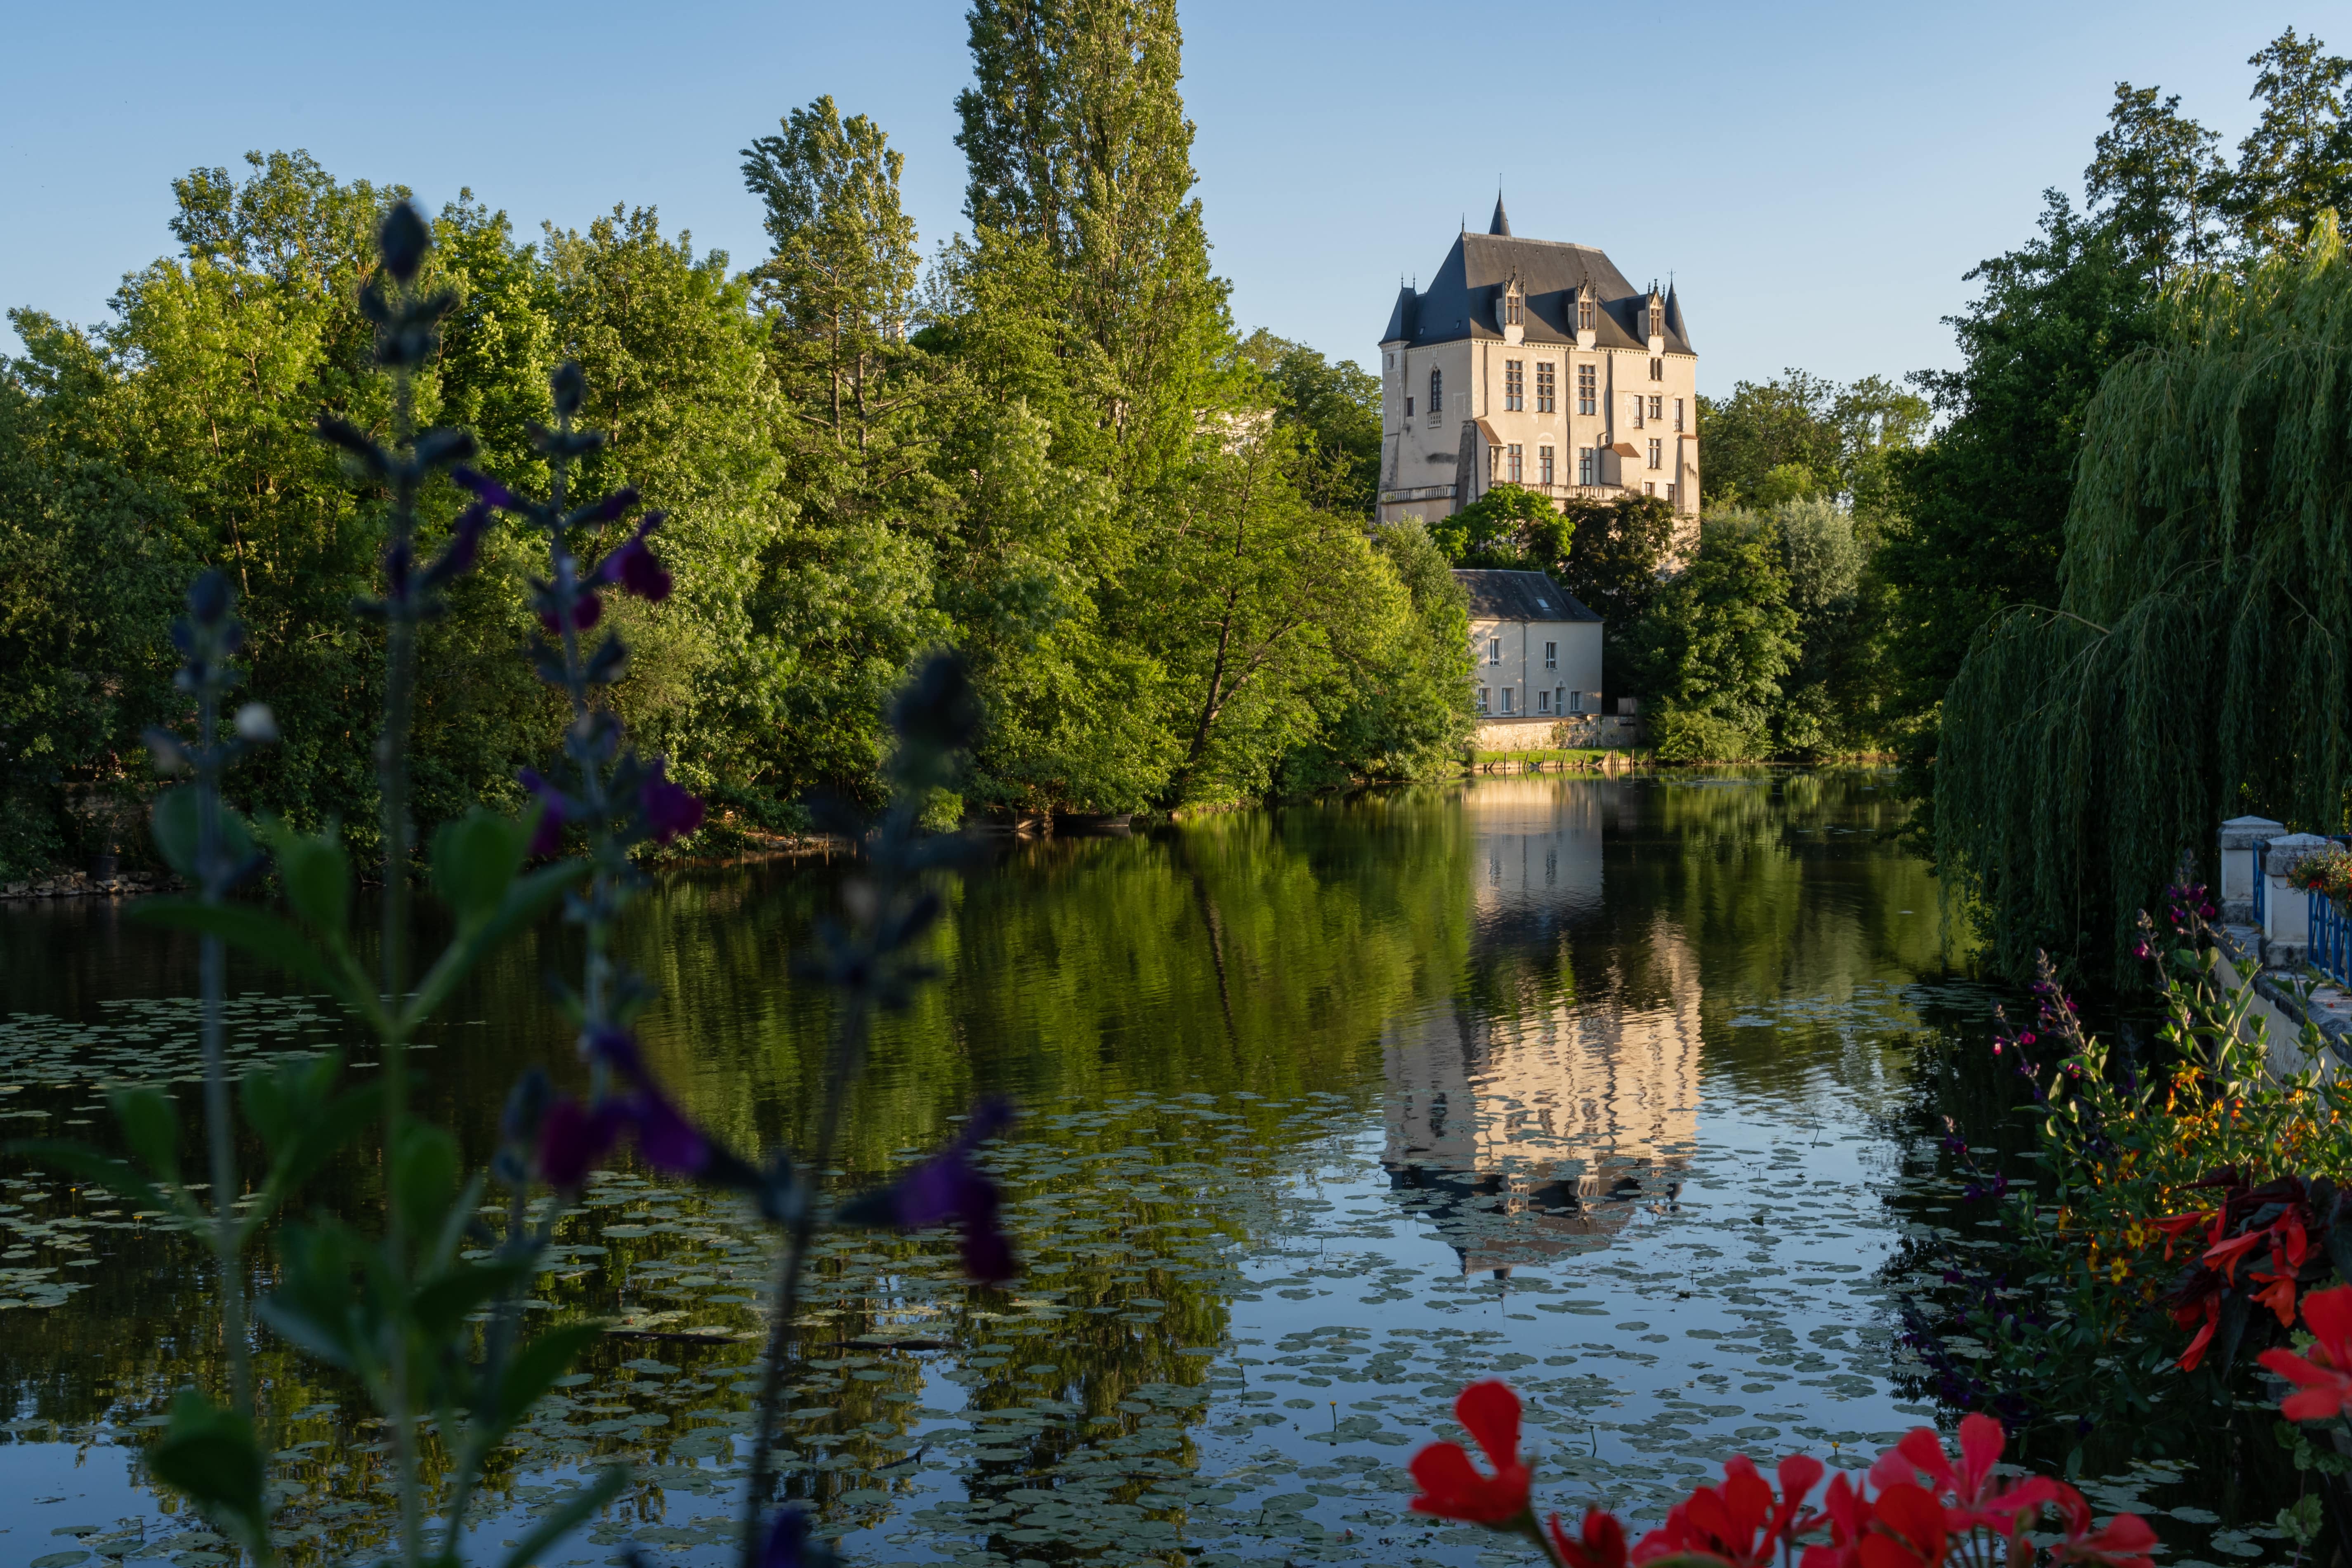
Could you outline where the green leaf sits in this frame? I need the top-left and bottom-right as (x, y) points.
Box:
(497, 1320), (606, 1427)
(130, 900), (368, 1015)
(391, 1122), (460, 1233)
(6, 1139), (177, 1218)
(400, 860), (587, 1033)
(410, 1257), (531, 1340)
(429, 807), (530, 925)
(109, 1086), (182, 1183)
(257, 816), (351, 934)
(147, 1389), (269, 1551)
(499, 1466), (628, 1568)
(151, 787), (255, 883)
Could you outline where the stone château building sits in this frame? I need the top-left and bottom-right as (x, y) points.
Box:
(1377, 197), (1697, 526)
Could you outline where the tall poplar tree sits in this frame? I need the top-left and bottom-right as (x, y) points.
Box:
(2228, 28), (2352, 254)
(953, 0), (1225, 480)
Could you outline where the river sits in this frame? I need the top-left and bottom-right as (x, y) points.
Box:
(0, 772), (2268, 1568)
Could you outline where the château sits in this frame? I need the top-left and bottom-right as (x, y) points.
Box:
(1377, 196), (1697, 526)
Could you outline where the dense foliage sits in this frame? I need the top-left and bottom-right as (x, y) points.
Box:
(0, 2), (1470, 879)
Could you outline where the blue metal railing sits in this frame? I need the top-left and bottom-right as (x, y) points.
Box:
(2312, 887), (2352, 988)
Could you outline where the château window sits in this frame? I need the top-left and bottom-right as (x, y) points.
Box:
(1507, 443), (1524, 482)
(1429, 368), (1443, 415)
(1648, 439), (1662, 469)
(1504, 359), (1524, 411)
(1576, 291), (1594, 333)
(1536, 361), (1555, 413)
(1544, 641), (1558, 669)
(1488, 637), (1502, 665)
(1576, 363), (1596, 415)
(1578, 447), (1596, 485)
(1538, 689), (1551, 714)
(1645, 481), (1656, 496)
(1668, 482), (1679, 507)
(1405, 396), (1414, 418)
(1631, 396), (1644, 429)
(1500, 687), (1515, 714)
(1504, 288), (1524, 327)
(1478, 686), (1490, 713)
(1649, 395), (1663, 421)
(1538, 446), (1555, 485)
(1489, 445), (1503, 481)
(1650, 356), (1663, 381)
(1674, 398), (1684, 432)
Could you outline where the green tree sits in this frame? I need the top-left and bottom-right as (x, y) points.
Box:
(1236, 329), (1382, 519)
(1429, 482), (1571, 571)
(953, 0), (1226, 481)
(2085, 81), (2227, 278)
(2227, 28), (2352, 254)
(1634, 516), (1799, 762)
(1287, 520), (1473, 787)
(1552, 492), (1676, 703)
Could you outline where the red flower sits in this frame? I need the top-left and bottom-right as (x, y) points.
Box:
(1408, 1381), (1532, 1527)
(1635, 1454), (1825, 1568)
(2201, 1229), (2266, 1283)
(2259, 1282), (2352, 1422)
(2148, 1211), (2207, 1261)
(2250, 1265), (2300, 1329)
(1859, 1481), (1947, 1568)
(1548, 1507), (1628, 1568)
(1866, 1415), (2057, 1536)
(2050, 1486), (2158, 1568)
(1798, 1471), (1872, 1568)
(2175, 1297), (2220, 1372)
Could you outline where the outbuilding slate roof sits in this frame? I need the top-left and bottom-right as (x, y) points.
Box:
(1382, 231), (1694, 357)
(1453, 569), (1600, 623)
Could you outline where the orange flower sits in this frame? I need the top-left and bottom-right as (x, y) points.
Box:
(2260, 1283), (2352, 1422)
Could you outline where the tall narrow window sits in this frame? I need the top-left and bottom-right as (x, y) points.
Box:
(1429, 368), (1443, 415)
(1500, 687), (1515, 714)
(1538, 689), (1550, 714)
(1631, 395), (1644, 429)
(1507, 443), (1523, 482)
(1538, 446), (1555, 485)
(1504, 359), (1524, 410)
(1535, 361), (1555, 412)
(1488, 637), (1501, 664)
(1489, 445), (1502, 481)
(1405, 395), (1415, 418)
(1544, 641), (1558, 669)
(1576, 363), (1596, 415)
(1668, 482), (1679, 507)
(1576, 291), (1594, 333)
(1578, 447), (1596, 485)
(1649, 395), (1663, 421)
(1504, 288), (1524, 327)
(1649, 356), (1663, 380)
(1648, 439), (1662, 469)
(1674, 397), (1684, 431)
(1478, 686), (1490, 713)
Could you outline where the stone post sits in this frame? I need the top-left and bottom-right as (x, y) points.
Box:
(2219, 815), (2286, 927)
(2263, 832), (2335, 958)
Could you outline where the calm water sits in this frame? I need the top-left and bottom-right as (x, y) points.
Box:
(0, 774), (2260, 1568)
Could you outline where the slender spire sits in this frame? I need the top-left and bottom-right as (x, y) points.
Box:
(1488, 191), (1512, 236)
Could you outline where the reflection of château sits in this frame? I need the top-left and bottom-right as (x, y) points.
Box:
(1385, 780), (1700, 1274)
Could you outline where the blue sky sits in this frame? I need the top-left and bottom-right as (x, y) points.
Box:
(0, 0), (2328, 392)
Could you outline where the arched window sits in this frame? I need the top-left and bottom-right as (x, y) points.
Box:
(1429, 368), (1443, 415)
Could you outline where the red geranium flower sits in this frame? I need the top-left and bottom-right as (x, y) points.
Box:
(1867, 1415), (2057, 1537)
(2049, 1485), (2158, 1568)
(1635, 1454), (1825, 1568)
(1859, 1481), (1947, 1568)
(1548, 1507), (1628, 1568)
(2259, 1282), (2352, 1422)
(1798, 1471), (1873, 1568)
(1408, 1380), (1532, 1527)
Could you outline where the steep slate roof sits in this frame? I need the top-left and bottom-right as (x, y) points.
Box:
(1663, 281), (1691, 349)
(1381, 232), (1695, 356)
(1489, 194), (1511, 236)
(1453, 569), (1600, 623)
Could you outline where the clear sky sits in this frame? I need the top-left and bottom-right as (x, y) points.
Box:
(0, 0), (2330, 394)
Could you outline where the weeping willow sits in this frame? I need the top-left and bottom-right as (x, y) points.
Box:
(1939, 216), (2352, 981)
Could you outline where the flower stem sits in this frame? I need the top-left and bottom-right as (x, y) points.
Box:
(193, 681), (250, 1415)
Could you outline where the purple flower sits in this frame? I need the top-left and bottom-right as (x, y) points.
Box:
(590, 514), (673, 604)
(537, 590), (602, 635)
(423, 502), (493, 589)
(453, 466), (523, 512)
(628, 1087), (714, 1177)
(762, 1509), (814, 1568)
(538, 1096), (625, 1188)
(519, 768), (568, 856)
(639, 760), (704, 845)
(845, 1099), (1018, 1284)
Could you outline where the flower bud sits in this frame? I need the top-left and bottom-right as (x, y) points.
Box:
(378, 201), (429, 282)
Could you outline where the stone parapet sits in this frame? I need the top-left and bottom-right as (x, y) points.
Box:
(1472, 715), (1642, 752)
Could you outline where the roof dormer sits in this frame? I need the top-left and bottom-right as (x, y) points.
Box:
(1644, 284), (1666, 353)
(1571, 283), (1597, 350)
(1500, 274), (1526, 345)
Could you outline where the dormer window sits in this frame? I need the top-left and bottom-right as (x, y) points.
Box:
(1646, 292), (1665, 340)
(1575, 288), (1595, 334)
(1503, 281), (1524, 328)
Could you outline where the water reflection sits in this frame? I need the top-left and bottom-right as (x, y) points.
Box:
(0, 771), (2026, 1568)
(1386, 780), (1700, 1273)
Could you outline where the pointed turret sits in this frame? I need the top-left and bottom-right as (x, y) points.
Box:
(1488, 193), (1511, 236)
(1663, 282), (1690, 349)
(1380, 283), (1416, 345)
